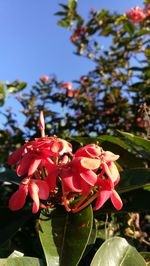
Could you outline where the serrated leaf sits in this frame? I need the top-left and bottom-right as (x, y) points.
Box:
(39, 205), (93, 266)
(90, 237), (146, 266)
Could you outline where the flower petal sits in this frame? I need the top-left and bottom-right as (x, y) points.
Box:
(101, 162), (112, 179)
(29, 183), (40, 213)
(28, 158), (41, 176)
(108, 162), (120, 183)
(80, 158), (100, 170)
(93, 190), (111, 211)
(111, 190), (123, 210)
(61, 168), (82, 192)
(34, 180), (49, 200)
(45, 160), (58, 191)
(8, 145), (25, 165)
(103, 151), (119, 162)
(9, 186), (28, 211)
(16, 153), (33, 176)
(80, 170), (97, 186)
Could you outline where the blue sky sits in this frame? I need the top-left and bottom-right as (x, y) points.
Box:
(0, 0), (143, 86)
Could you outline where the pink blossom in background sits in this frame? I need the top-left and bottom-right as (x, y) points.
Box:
(70, 26), (87, 42)
(39, 75), (49, 83)
(61, 82), (72, 90)
(126, 6), (146, 23)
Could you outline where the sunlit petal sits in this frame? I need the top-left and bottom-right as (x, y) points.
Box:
(9, 186), (28, 211)
(93, 190), (111, 211)
(111, 190), (123, 210)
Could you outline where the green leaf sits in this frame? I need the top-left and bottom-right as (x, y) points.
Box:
(54, 11), (67, 16)
(39, 205), (93, 266)
(69, 0), (77, 10)
(58, 4), (69, 10)
(124, 20), (136, 36)
(0, 208), (32, 246)
(0, 256), (44, 266)
(57, 19), (70, 28)
(0, 83), (6, 106)
(118, 131), (150, 157)
(17, 82), (27, 91)
(71, 135), (131, 150)
(117, 168), (150, 194)
(90, 237), (146, 266)
(140, 252), (150, 265)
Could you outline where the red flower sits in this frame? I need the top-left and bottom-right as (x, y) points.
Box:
(9, 178), (49, 213)
(126, 6), (146, 23)
(61, 157), (100, 194)
(70, 26), (87, 42)
(75, 143), (102, 158)
(93, 177), (122, 211)
(61, 82), (72, 90)
(8, 136), (72, 177)
(39, 75), (49, 83)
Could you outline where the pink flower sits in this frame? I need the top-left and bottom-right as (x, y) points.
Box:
(9, 178), (49, 213)
(75, 144), (102, 158)
(61, 82), (72, 90)
(126, 6), (146, 23)
(80, 75), (89, 86)
(61, 157), (100, 194)
(8, 111), (122, 214)
(70, 26), (87, 42)
(8, 136), (72, 177)
(39, 75), (49, 83)
(93, 177), (122, 211)
(67, 89), (74, 98)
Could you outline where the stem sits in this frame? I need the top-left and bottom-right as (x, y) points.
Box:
(72, 192), (98, 213)
(41, 129), (45, 138)
(61, 182), (71, 212)
(72, 194), (89, 210)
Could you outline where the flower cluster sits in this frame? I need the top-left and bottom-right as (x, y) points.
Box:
(126, 5), (150, 23)
(60, 82), (78, 98)
(8, 112), (122, 214)
(39, 75), (49, 83)
(70, 26), (87, 42)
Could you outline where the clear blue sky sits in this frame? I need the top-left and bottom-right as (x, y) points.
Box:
(0, 0), (143, 86)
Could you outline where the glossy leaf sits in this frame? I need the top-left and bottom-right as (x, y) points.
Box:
(117, 168), (150, 194)
(118, 131), (150, 155)
(90, 237), (146, 266)
(140, 252), (150, 265)
(0, 257), (44, 266)
(39, 205), (93, 266)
